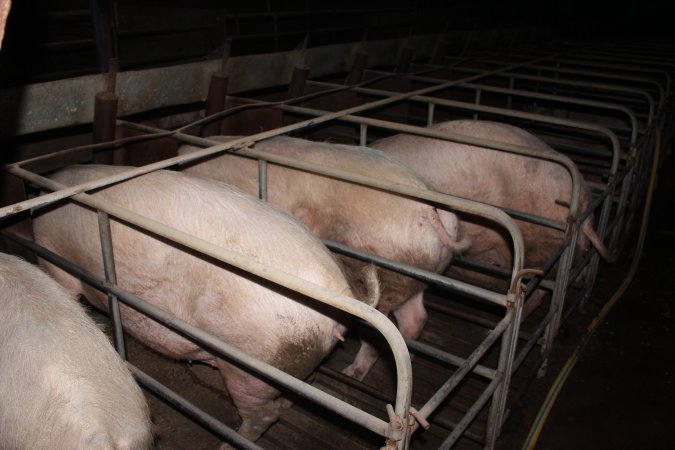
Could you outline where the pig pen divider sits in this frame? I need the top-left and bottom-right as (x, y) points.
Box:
(2, 113), (531, 449)
(3, 134), (527, 449)
(3, 168), (418, 449)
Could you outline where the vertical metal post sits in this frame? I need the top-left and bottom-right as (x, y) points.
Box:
(542, 224), (581, 358)
(396, 46), (414, 74)
(359, 123), (368, 147)
(204, 40), (231, 137)
(97, 211), (126, 359)
(93, 58), (120, 164)
(287, 65), (309, 100)
(258, 160), (268, 201)
(427, 103), (435, 126)
(474, 88), (482, 120)
(346, 50), (368, 85)
(484, 293), (520, 448)
(507, 76), (514, 109)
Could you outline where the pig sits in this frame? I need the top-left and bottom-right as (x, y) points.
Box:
(178, 136), (469, 380)
(371, 119), (615, 307)
(32, 165), (365, 446)
(0, 252), (152, 450)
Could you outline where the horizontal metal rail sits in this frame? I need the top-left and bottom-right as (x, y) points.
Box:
(130, 365), (265, 450)
(118, 120), (526, 288)
(360, 75), (639, 147)
(3, 170), (407, 441)
(439, 369), (504, 450)
(416, 312), (511, 423)
(434, 65), (656, 126)
(470, 57), (666, 107)
(299, 81), (621, 176)
(222, 99), (585, 231)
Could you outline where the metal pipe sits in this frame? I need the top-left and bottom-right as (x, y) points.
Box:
(3, 173), (403, 440)
(118, 121), (526, 290)
(97, 211), (126, 358)
(324, 239), (507, 306)
(130, 364), (265, 450)
(439, 373), (503, 450)
(404, 338), (496, 380)
(0, 232), (394, 436)
(203, 73), (229, 136)
(415, 313), (512, 422)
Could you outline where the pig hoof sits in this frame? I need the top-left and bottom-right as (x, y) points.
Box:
(341, 364), (366, 381)
(274, 397), (293, 410)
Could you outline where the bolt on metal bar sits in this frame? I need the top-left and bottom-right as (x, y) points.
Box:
(97, 211), (126, 358)
(3, 171), (404, 441)
(129, 364), (265, 450)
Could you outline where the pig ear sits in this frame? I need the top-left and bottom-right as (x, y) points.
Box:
(360, 264), (380, 309)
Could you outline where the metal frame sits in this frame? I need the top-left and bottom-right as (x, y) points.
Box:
(0, 32), (670, 450)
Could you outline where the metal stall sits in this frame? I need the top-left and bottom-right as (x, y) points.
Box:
(0, 5), (670, 450)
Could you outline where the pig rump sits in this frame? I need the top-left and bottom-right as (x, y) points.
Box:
(0, 252), (152, 450)
(31, 165), (355, 445)
(178, 136), (468, 380)
(372, 120), (614, 280)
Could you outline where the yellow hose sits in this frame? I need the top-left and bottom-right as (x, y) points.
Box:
(522, 127), (662, 450)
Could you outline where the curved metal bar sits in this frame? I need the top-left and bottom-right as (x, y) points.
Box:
(7, 166), (405, 441)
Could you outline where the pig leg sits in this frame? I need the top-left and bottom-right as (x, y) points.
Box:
(217, 361), (282, 447)
(342, 340), (381, 381)
(392, 291), (427, 340)
(343, 292), (427, 381)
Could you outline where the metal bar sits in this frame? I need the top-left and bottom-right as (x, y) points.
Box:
(433, 66), (656, 126)
(238, 100), (583, 222)
(2, 174), (401, 439)
(130, 365), (265, 450)
(416, 313), (511, 421)
(97, 211), (126, 358)
(438, 373), (503, 450)
(302, 84), (620, 176)
(325, 239), (507, 306)
(118, 121), (526, 289)
(258, 160), (268, 201)
(404, 338), (496, 380)
(474, 58), (665, 107)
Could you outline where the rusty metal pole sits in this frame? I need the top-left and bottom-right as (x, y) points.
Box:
(93, 59), (119, 164)
(287, 64), (309, 100)
(346, 50), (368, 85)
(203, 40), (230, 137)
(396, 46), (414, 74)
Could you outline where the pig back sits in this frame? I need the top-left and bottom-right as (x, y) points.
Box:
(372, 120), (578, 271)
(32, 165), (349, 378)
(180, 136), (457, 311)
(0, 252), (152, 450)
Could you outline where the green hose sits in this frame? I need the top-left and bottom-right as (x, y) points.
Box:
(522, 128), (662, 450)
